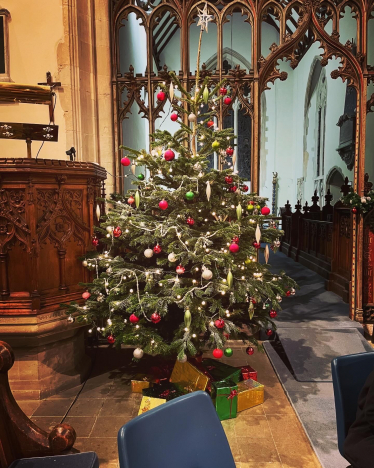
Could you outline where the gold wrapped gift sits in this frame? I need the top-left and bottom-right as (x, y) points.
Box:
(131, 374), (153, 393)
(138, 396), (166, 415)
(237, 379), (264, 412)
(169, 360), (209, 392)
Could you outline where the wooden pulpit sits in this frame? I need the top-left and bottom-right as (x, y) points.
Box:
(0, 158), (106, 399)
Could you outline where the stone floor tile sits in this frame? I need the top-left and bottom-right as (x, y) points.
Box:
(233, 415), (272, 438)
(74, 437), (119, 467)
(17, 400), (41, 417)
(33, 399), (74, 417)
(78, 384), (113, 399)
(31, 417), (62, 432)
(63, 416), (97, 437)
(67, 398), (105, 417)
(236, 436), (281, 463)
(99, 398), (137, 417)
(262, 384), (295, 415)
(238, 404), (265, 416)
(90, 416), (132, 438)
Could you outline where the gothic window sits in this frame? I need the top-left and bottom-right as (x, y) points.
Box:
(0, 9), (10, 81)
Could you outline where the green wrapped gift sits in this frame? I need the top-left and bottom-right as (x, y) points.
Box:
(142, 381), (186, 401)
(200, 358), (242, 384)
(211, 380), (238, 421)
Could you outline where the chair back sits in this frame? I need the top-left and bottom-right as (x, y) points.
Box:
(331, 352), (374, 456)
(117, 391), (236, 468)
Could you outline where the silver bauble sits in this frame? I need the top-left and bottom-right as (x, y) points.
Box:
(168, 252), (177, 262)
(106, 226), (113, 233)
(202, 269), (213, 280)
(188, 113), (196, 122)
(133, 348), (144, 359)
(82, 260), (88, 267)
(144, 248), (154, 258)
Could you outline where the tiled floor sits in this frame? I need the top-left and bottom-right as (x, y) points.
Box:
(18, 344), (322, 468)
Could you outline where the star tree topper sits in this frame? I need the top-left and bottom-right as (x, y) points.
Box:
(197, 3), (213, 32)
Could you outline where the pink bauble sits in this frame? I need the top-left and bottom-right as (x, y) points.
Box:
(121, 157), (131, 167)
(213, 349), (224, 359)
(159, 199), (168, 210)
(176, 265), (185, 275)
(82, 291), (91, 300)
(170, 113), (178, 121)
(157, 91), (166, 101)
(224, 96), (232, 106)
(261, 206), (271, 216)
(164, 149), (175, 161)
(129, 314), (139, 324)
(229, 243), (240, 253)
(215, 319), (225, 329)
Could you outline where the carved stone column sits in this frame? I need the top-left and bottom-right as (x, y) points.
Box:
(0, 159), (106, 400)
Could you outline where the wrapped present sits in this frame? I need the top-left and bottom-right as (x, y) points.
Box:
(237, 379), (264, 412)
(142, 381), (186, 401)
(240, 365), (258, 382)
(211, 380), (238, 421)
(131, 373), (154, 393)
(169, 360), (209, 392)
(200, 358), (241, 385)
(138, 395), (166, 415)
(150, 363), (174, 383)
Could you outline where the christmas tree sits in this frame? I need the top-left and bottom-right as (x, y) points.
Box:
(64, 4), (296, 361)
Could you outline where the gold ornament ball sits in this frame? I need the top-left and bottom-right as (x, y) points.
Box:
(212, 141), (220, 150)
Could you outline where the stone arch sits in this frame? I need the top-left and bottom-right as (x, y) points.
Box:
(326, 166), (345, 204)
(204, 47), (251, 72)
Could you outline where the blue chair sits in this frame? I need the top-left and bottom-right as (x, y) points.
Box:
(9, 453), (99, 468)
(117, 391), (236, 468)
(331, 352), (374, 457)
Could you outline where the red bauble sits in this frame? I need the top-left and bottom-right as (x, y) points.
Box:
(242, 185), (249, 192)
(225, 176), (233, 184)
(153, 244), (162, 254)
(176, 265), (185, 275)
(286, 290), (291, 297)
(151, 312), (161, 324)
(213, 348), (224, 359)
(249, 201), (255, 205)
(215, 319), (225, 329)
(129, 314), (139, 324)
(229, 185), (237, 192)
(229, 242), (240, 253)
(159, 199), (168, 210)
(107, 335), (115, 344)
(252, 241), (261, 249)
(186, 217), (195, 226)
(232, 236), (240, 243)
(352, 207), (357, 214)
(170, 113), (178, 121)
(164, 149), (175, 161)
(269, 310), (278, 318)
(113, 227), (122, 238)
(82, 291), (91, 300)
(224, 96), (232, 106)
(128, 196), (135, 205)
(251, 298), (257, 304)
(121, 157), (131, 167)
(157, 91), (166, 101)
(207, 120), (214, 128)
(226, 147), (234, 156)
(265, 329), (273, 337)
(223, 332), (230, 339)
(92, 236), (99, 247)
(219, 87), (227, 95)
(246, 346), (255, 355)
(261, 206), (271, 216)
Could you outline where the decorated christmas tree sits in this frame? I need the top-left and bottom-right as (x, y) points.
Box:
(64, 4), (296, 361)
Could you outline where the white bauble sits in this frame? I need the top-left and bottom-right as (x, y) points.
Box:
(106, 267), (112, 274)
(188, 113), (196, 122)
(168, 252), (177, 262)
(106, 226), (113, 233)
(202, 269), (213, 280)
(133, 348), (144, 359)
(82, 260), (88, 267)
(178, 354), (187, 363)
(144, 248), (154, 258)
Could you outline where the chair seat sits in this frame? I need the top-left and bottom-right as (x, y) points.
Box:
(9, 452), (99, 468)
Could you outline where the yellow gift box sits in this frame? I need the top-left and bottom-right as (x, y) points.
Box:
(138, 396), (166, 415)
(169, 360), (209, 392)
(131, 374), (153, 393)
(237, 378), (264, 412)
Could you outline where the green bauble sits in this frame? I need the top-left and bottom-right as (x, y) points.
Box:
(137, 173), (145, 180)
(247, 204), (254, 211)
(224, 348), (233, 357)
(185, 191), (195, 201)
(212, 141), (220, 150)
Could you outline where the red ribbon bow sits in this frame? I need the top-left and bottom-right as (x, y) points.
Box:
(227, 389), (238, 400)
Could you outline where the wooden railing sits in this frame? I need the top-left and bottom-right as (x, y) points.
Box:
(281, 178), (352, 302)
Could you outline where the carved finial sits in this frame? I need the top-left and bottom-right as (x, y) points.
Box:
(303, 201), (310, 213)
(325, 188), (333, 205)
(295, 200), (302, 211)
(284, 200), (292, 215)
(311, 189), (320, 207)
(341, 176), (351, 196)
(163, 64), (168, 72)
